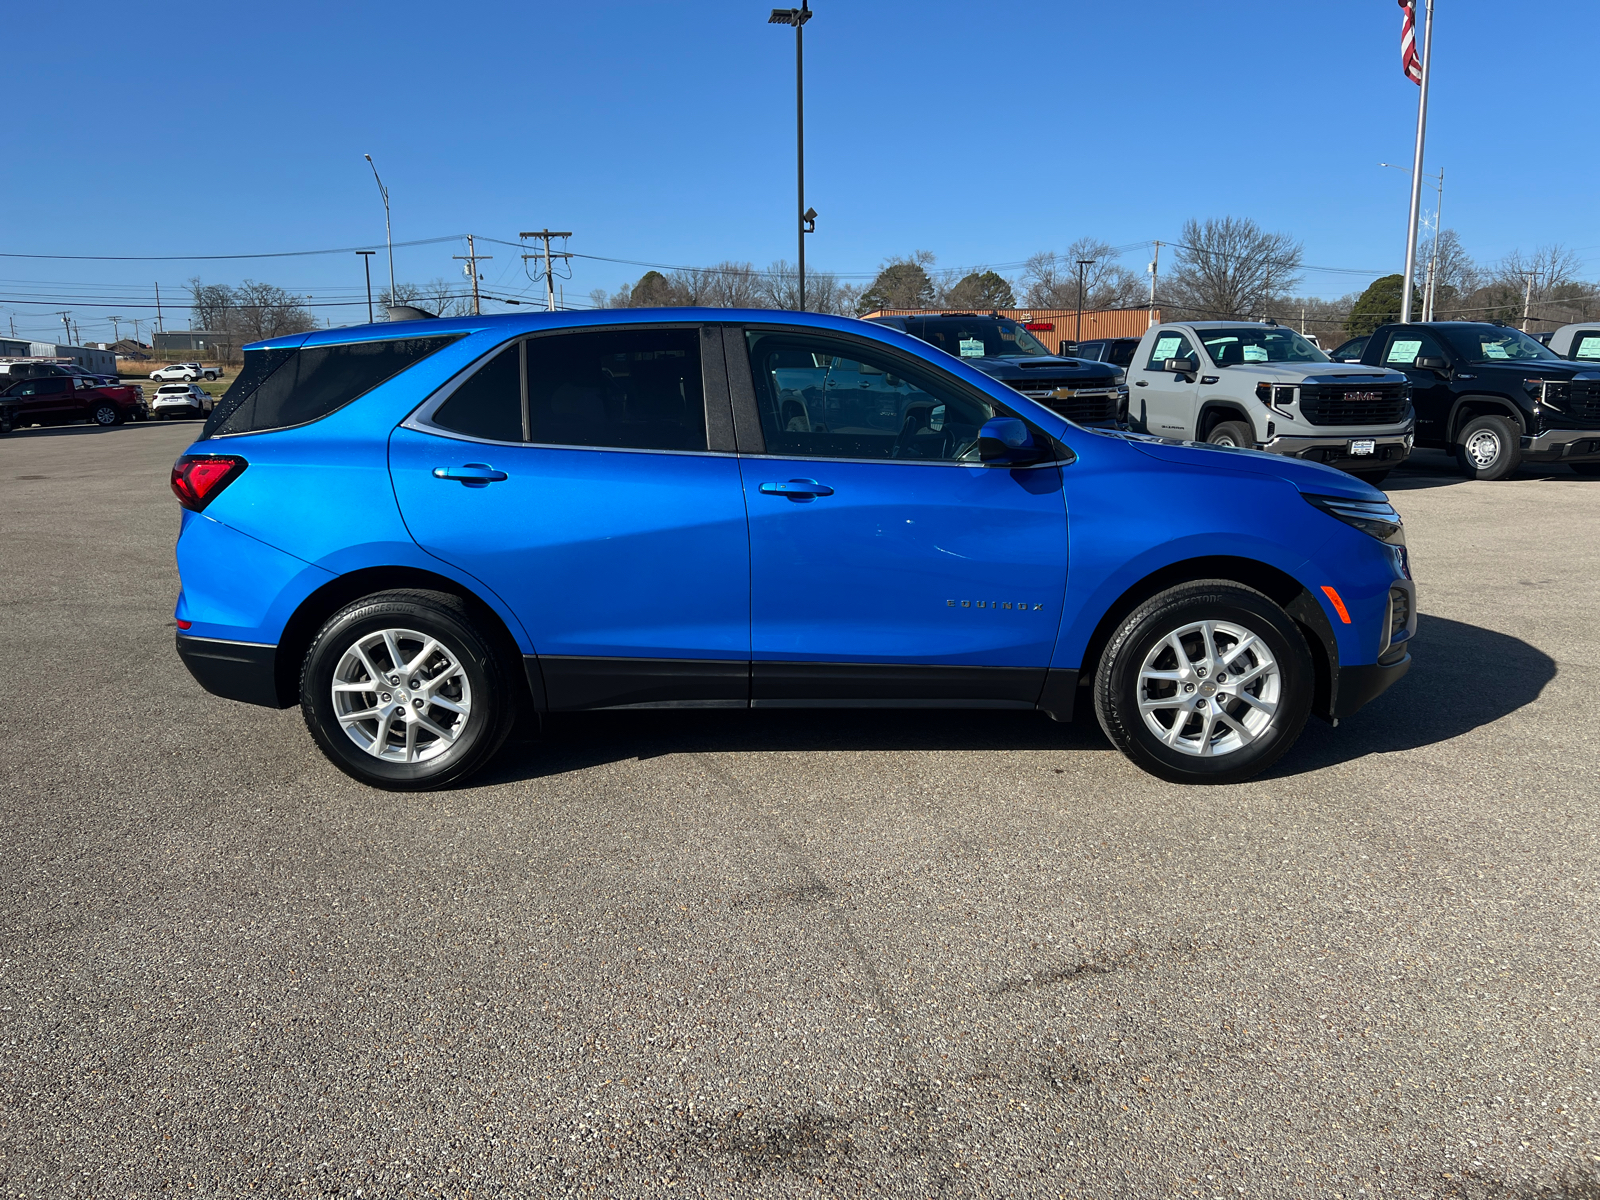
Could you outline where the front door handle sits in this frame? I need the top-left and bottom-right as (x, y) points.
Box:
(433, 463), (508, 486)
(759, 478), (834, 499)
(1134, 380), (1148, 386)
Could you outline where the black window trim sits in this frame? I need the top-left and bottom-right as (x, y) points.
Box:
(728, 321), (1075, 468)
(402, 322), (738, 456)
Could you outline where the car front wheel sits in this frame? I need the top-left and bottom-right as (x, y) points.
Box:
(1206, 420), (1255, 449)
(1094, 580), (1314, 784)
(300, 589), (516, 790)
(1454, 415), (1521, 480)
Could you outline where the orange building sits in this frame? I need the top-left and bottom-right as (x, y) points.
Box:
(860, 307), (1159, 355)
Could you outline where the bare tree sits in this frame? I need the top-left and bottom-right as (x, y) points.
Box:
(188, 279), (236, 332)
(1162, 217), (1303, 319)
(1021, 239), (1142, 310)
(420, 277), (472, 318)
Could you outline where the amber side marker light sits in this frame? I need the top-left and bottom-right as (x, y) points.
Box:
(171, 455), (247, 513)
(1321, 585), (1352, 624)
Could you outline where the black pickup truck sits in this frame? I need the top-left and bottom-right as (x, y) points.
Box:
(1350, 321), (1600, 479)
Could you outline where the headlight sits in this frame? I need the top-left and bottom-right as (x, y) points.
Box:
(1303, 493), (1405, 546)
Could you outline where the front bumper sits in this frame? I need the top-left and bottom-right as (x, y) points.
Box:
(1262, 429), (1413, 470)
(1521, 427), (1600, 462)
(1331, 653), (1410, 719)
(176, 633), (287, 707)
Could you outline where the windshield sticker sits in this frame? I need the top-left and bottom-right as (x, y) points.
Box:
(959, 338), (985, 358)
(999, 328), (1017, 341)
(1386, 339), (1422, 364)
(1482, 342), (1510, 359)
(1576, 335), (1600, 359)
(1243, 345), (1269, 362)
(1152, 335), (1183, 361)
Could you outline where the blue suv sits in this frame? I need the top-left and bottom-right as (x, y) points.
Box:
(170, 309), (1415, 790)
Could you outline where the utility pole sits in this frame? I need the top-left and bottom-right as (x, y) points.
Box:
(1074, 259), (1095, 344)
(1521, 272), (1535, 332)
(1147, 241), (1160, 327)
(364, 154), (396, 311)
(58, 312), (72, 345)
(453, 235), (492, 316)
(1423, 166), (1445, 321)
(154, 281), (164, 333)
(1399, 0), (1435, 325)
(109, 316), (122, 342)
(356, 250), (376, 323)
(520, 230), (573, 311)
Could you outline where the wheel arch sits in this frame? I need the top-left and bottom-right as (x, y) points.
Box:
(1074, 554), (1339, 723)
(273, 565), (536, 710)
(1197, 401), (1256, 442)
(1447, 394), (1527, 442)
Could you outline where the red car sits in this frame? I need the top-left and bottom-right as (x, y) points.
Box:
(0, 374), (145, 432)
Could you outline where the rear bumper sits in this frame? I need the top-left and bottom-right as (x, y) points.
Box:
(1522, 427), (1600, 462)
(1330, 653), (1410, 720)
(175, 633), (288, 708)
(1262, 429), (1413, 470)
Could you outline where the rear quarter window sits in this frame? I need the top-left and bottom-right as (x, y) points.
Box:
(205, 336), (461, 437)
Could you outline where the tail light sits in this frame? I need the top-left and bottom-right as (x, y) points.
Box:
(171, 454), (247, 512)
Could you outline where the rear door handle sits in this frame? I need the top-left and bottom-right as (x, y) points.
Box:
(759, 479), (834, 498)
(432, 463), (508, 486)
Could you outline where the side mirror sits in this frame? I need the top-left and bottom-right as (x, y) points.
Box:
(1414, 355), (1447, 371)
(1164, 357), (1198, 376)
(977, 417), (1045, 464)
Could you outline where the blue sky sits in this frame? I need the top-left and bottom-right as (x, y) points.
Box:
(4, 0), (1598, 343)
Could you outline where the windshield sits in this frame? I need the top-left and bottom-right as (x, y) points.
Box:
(903, 317), (1052, 359)
(1442, 324), (1562, 363)
(1198, 327), (1329, 366)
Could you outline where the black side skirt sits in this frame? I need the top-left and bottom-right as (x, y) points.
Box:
(530, 656), (1056, 713)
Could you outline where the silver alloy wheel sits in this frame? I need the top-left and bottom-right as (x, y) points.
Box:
(1210, 432), (1239, 447)
(331, 627), (473, 764)
(1464, 428), (1501, 468)
(1137, 619), (1280, 757)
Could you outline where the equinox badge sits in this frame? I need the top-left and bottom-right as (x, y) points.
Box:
(949, 600), (1045, 611)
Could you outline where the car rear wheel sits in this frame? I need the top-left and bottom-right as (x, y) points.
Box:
(1094, 580), (1313, 785)
(301, 589), (516, 791)
(1454, 415), (1521, 481)
(1206, 420), (1254, 449)
(91, 402), (120, 426)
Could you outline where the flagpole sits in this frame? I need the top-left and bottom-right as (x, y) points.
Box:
(1400, 0), (1434, 325)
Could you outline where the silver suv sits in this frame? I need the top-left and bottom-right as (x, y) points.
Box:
(1125, 321), (1414, 485)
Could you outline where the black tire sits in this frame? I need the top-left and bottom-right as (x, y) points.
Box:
(0, 410), (12, 435)
(1570, 462), (1600, 477)
(1348, 468), (1391, 487)
(300, 589), (517, 791)
(1454, 415), (1521, 480)
(1094, 580), (1314, 785)
(1206, 420), (1255, 449)
(91, 402), (120, 427)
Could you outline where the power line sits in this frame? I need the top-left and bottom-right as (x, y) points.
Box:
(0, 235), (466, 262)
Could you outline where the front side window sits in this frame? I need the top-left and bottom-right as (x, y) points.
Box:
(1198, 327), (1328, 366)
(1571, 331), (1600, 361)
(1146, 332), (1196, 370)
(1381, 330), (1447, 366)
(1441, 325), (1560, 363)
(746, 330), (1036, 462)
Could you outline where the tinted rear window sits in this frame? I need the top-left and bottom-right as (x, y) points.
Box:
(526, 328), (706, 451)
(205, 336), (460, 437)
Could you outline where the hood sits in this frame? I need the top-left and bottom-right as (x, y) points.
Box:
(1221, 362), (1406, 385)
(967, 354), (1119, 382)
(1119, 433), (1386, 500)
(1461, 359), (1600, 380)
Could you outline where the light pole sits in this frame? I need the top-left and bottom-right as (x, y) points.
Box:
(769, 3), (814, 311)
(356, 250), (376, 323)
(1075, 259), (1095, 343)
(364, 154), (396, 314)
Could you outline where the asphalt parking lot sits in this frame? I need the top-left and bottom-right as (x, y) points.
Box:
(1, 420), (1596, 1199)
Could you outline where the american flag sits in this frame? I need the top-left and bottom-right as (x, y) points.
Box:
(1399, 0), (1423, 84)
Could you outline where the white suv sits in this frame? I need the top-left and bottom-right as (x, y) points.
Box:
(150, 362), (220, 382)
(1125, 322), (1414, 484)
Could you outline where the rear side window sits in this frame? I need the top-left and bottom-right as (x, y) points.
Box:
(432, 344), (522, 442)
(526, 328), (706, 451)
(1107, 341), (1137, 368)
(206, 336), (460, 437)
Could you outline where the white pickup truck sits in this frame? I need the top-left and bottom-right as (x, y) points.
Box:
(1125, 321), (1414, 484)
